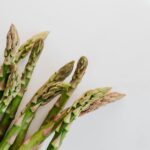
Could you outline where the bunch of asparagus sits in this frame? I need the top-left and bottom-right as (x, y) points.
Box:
(0, 25), (125, 150)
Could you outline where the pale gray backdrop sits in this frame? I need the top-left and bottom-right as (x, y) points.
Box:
(0, 0), (150, 150)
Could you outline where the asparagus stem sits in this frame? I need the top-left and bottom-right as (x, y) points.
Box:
(8, 61), (74, 149)
(0, 65), (21, 117)
(47, 91), (125, 150)
(42, 56), (88, 126)
(0, 24), (19, 99)
(0, 82), (70, 150)
(18, 87), (111, 150)
(19, 110), (68, 150)
(0, 39), (44, 140)
(20, 39), (44, 92)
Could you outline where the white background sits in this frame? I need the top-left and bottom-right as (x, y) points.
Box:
(0, 0), (150, 150)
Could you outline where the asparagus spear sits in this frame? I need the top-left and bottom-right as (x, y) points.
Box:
(0, 24), (19, 99)
(18, 87), (111, 150)
(47, 92), (125, 150)
(42, 56), (88, 126)
(8, 61), (74, 149)
(0, 82), (70, 150)
(47, 91), (125, 150)
(0, 65), (21, 117)
(0, 39), (44, 140)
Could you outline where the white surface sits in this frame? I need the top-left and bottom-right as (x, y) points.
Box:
(0, 0), (150, 150)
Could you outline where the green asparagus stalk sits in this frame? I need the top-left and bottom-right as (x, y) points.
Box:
(0, 65), (21, 117)
(0, 82), (70, 150)
(8, 61), (74, 150)
(20, 39), (44, 92)
(42, 56), (88, 126)
(0, 39), (44, 140)
(47, 92), (125, 150)
(0, 24), (19, 99)
(47, 91), (125, 150)
(18, 87), (111, 150)
(19, 109), (69, 150)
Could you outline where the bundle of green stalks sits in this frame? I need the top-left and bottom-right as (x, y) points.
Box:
(0, 25), (125, 150)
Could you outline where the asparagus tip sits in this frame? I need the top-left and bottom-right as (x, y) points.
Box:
(9, 24), (19, 39)
(100, 87), (112, 92)
(80, 56), (88, 61)
(32, 31), (49, 41)
(68, 60), (75, 67)
(10, 24), (15, 29)
(107, 92), (126, 101)
(4, 24), (20, 59)
(80, 92), (125, 116)
(54, 60), (75, 82)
